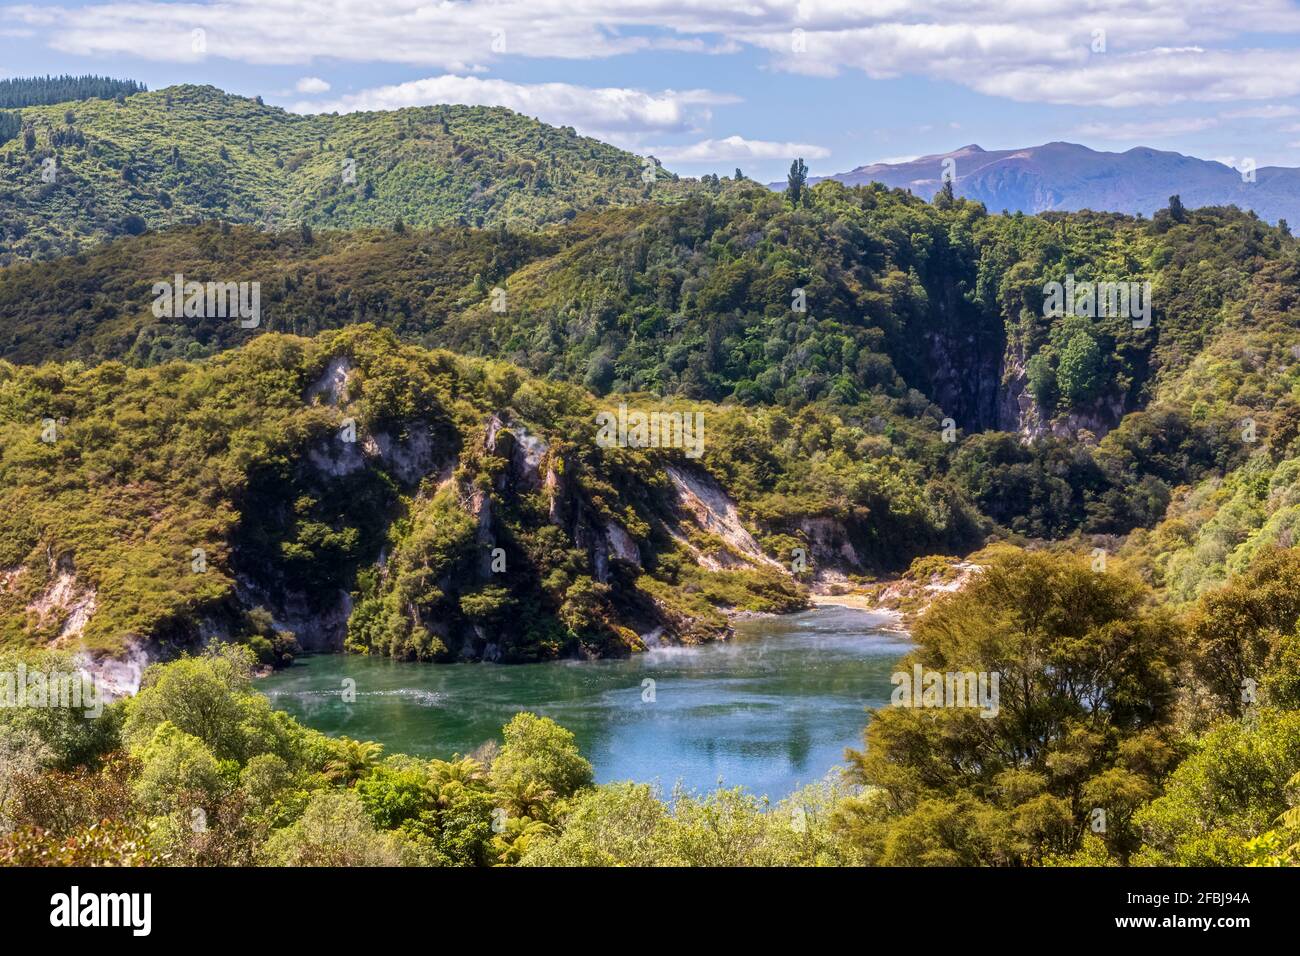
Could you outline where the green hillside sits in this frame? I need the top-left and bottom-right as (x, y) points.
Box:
(0, 84), (694, 263)
(0, 325), (835, 662)
(3, 181), (1294, 558)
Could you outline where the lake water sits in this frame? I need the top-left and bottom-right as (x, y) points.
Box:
(259, 605), (910, 799)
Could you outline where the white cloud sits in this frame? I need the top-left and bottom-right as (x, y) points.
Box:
(1074, 116), (1219, 141)
(295, 76), (330, 94)
(974, 49), (1300, 108)
(295, 75), (736, 141)
(650, 135), (830, 163)
(8, 0), (1300, 111)
(1222, 104), (1300, 120)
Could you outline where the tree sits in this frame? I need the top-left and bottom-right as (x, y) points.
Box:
(1025, 350), (1058, 409)
(324, 737), (385, 785)
(132, 722), (222, 813)
(260, 791), (402, 866)
(1133, 709), (1300, 865)
(1168, 194), (1187, 223)
(1189, 546), (1300, 716)
(0, 649), (119, 770)
(520, 782), (671, 866)
(123, 645), (297, 764)
(0, 74), (145, 108)
(934, 179), (956, 208)
(1056, 329), (1105, 405)
(842, 549), (1183, 865)
(490, 713), (593, 802)
(356, 763), (437, 829)
(786, 157), (808, 205)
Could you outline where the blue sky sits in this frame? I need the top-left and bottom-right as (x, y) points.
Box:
(4, 1), (1300, 182)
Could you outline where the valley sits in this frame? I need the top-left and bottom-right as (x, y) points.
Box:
(2, 79), (1300, 870)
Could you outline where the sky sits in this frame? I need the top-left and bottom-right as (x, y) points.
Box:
(3, 1), (1300, 183)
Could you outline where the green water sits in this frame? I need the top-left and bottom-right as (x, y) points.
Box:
(259, 606), (910, 799)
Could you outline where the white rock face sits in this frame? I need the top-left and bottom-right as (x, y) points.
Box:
(23, 555), (99, 643)
(798, 516), (862, 567)
(513, 428), (549, 486)
(366, 426), (437, 485)
(307, 356), (353, 406)
(604, 521), (641, 568)
(665, 465), (785, 571)
(308, 438), (367, 476)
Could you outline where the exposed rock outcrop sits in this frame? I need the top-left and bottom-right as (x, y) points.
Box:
(25, 552), (98, 643)
(665, 465), (784, 572)
(797, 516), (863, 570)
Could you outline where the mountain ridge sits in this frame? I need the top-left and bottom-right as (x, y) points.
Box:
(775, 141), (1300, 224)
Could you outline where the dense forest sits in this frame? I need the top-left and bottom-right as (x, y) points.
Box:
(0, 84), (692, 263)
(0, 325), (817, 664)
(0, 75), (146, 109)
(2, 84), (1300, 868)
(2, 175), (1293, 579)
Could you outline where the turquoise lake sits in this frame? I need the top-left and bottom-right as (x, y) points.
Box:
(259, 605), (910, 799)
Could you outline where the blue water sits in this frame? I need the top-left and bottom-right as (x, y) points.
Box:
(260, 605), (910, 799)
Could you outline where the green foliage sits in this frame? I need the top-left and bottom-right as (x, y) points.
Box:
(1187, 547), (1300, 716)
(0, 75), (146, 108)
(1133, 709), (1300, 866)
(4, 163), (1288, 562)
(261, 790), (403, 866)
(1025, 350), (1057, 408)
(9, 525), (1300, 871)
(131, 721), (222, 813)
(123, 646), (299, 764)
(520, 777), (867, 866)
(518, 782), (669, 866)
(0, 112), (19, 147)
(841, 549), (1183, 865)
(786, 157), (808, 205)
(490, 713), (593, 801)
(1056, 328), (1105, 404)
(0, 84), (696, 263)
(0, 322), (819, 662)
(0, 648), (120, 770)
(6, 80), (1300, 872)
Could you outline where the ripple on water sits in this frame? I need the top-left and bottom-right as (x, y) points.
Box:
(259, 606), (911, 799)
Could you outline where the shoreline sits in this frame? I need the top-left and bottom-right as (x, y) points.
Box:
(808, 593), (909, 633)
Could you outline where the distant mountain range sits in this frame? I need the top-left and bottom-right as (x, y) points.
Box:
(779, 142), (1300, 224)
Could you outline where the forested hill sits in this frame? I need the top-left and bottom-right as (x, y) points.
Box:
(0, 83), (696, 263)
(2, 181), (1291, 446)
(3, 180), (1300, 616)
